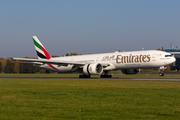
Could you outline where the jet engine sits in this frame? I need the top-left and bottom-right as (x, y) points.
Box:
(121, 69), (140, 74)
(83, 63), (103, 75)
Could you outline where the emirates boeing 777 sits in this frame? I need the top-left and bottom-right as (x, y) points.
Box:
(13, 36), (176, 78)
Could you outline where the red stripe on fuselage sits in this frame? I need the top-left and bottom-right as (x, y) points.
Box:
(47, 63), (60, 71)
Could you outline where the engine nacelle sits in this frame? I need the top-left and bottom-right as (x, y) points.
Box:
(121, 69), (140, 75)
(83, 63), (103, 75)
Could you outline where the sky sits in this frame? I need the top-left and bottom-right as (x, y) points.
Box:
(0, 0), (180, 58)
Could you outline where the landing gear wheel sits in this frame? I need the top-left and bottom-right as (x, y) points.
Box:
(159, 66), (165, 76)
(159, 72), (164, 76)
(109, 75), (112, 78)
(100, 75), (112, 78)
(100, 71), (112, 78)
(79, 75), (91, 78)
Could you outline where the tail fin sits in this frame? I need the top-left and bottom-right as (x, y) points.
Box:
(32, 36), (51, 59)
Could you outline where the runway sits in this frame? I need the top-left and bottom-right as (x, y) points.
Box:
(0, 77), (180, 81)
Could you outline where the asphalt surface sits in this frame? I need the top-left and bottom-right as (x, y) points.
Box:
(0, 77), (180, 81)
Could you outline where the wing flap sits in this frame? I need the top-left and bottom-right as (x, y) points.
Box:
(12, 61), (41, 64)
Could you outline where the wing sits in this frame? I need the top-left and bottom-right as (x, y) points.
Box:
(13, 57), (86, 66)
(12, 57), (110, 67)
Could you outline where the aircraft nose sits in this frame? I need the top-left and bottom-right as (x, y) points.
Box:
(164, 57), (176, 65)
(172, 57), (176, 63)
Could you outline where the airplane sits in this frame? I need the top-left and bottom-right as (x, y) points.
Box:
(13, 36), (176, 78)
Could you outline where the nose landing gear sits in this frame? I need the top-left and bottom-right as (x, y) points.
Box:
(159, 66), (165, 76)
(159, 71), (164, 76)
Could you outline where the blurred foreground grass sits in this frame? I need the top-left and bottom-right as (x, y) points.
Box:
(0, 78), (180, 119)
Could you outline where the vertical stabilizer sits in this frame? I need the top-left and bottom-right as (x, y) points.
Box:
(32, 36), (51, 59)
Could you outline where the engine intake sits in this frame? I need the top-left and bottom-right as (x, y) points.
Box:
(83, 63), (103, 75)
(121, 69), (140, 74)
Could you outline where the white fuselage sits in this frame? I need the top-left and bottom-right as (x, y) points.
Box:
(37, 50), (175, 73)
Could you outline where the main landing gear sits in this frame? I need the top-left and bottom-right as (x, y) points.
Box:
(79, 71), (112, 78)
(100, 75), (112, 78)
(100, 71), (112, 78)
(79, 75), (91, 78)
(79, 74), (112, 78)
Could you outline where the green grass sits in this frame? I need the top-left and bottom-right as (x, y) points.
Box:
(0, 73), (80, 78)
(0, 73), (180, 79)
(0, 79), (180, 119)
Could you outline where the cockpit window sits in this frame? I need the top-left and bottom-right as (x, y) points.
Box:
(165, 54), (173, 57)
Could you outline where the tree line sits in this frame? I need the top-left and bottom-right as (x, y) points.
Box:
(0, 58), (47, 73)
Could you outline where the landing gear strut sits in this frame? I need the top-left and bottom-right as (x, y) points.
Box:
(159, 66), (165, 76)
(100, 71), (112, 78)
